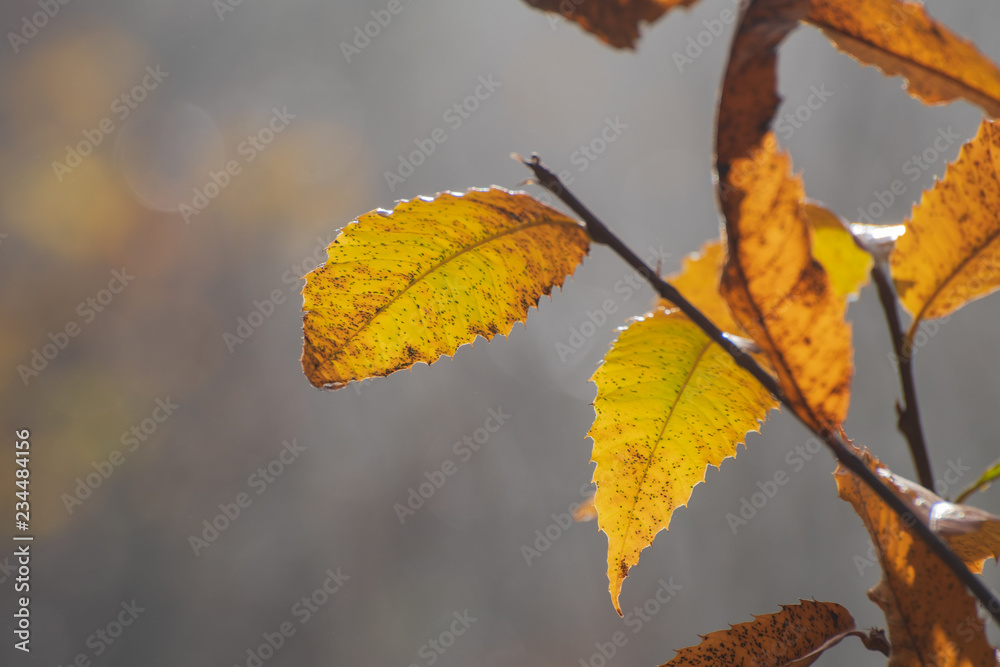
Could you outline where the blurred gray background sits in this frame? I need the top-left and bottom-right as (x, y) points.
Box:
(2, 0), (1000, 665)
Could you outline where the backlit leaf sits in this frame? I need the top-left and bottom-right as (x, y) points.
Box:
(669, 240), (742, 335)
(714, 1), (853, 432)
(719, 140), (853, 433)
(715, 0), (805, 184)
(590, 306), (775, 614)
(878, 472), (1000, 574)
(681, 211), (871, 313)
(890, 118), (1000, 343)
(301, 187), (589, 388)
(804, 204), (872, 301)
(835, 448), (997, 666)
(662, 600), (866, 667)
(521, 0), (696, 49)
(667, 241), (773, 373)
(806, 0), (1000, 117)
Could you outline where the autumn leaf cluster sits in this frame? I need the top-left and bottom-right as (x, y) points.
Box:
(299, 0), (1000, 664)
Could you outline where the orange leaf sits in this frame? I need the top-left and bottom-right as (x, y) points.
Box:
(891, 118), (1000, 342)
(806, 0), (1000, 117)
(521, 0), (696, 49)
(715, 0), (806, 184)
(835, 449), (997, 666)
(873, 472), (1000, 575)
(662, 600), (868, 667)
(936, 504), (1000, 575)
(719, 140), (853, 432)
(715, 0), (851, 433)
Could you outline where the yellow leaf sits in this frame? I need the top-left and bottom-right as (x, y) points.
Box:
(891, 118), (1000, 343)
(720, 139), (853, 433)
(835, 449), (997, 667)
(301, 187), (589, 388)
(590, 307), (775, 613)
(806, 0), (1000, 117)
(521, 0), (697, 49)
(662, 600), (865, 667)
(803, 203), (873, 300)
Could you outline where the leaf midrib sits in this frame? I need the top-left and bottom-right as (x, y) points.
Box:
(613, 333), (714, 581)
(910, 230), (1000, 337)
(726, 193), (826, 432)
(807, 20), (1000, 115)
(909, 136), (1000, 337)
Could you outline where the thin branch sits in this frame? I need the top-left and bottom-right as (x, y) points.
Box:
(869, 261), (934, 489)
(516, 153), (1000, 629)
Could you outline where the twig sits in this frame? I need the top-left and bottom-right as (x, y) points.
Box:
(869, 261), (934, 489)
(516, 153), (1000, 629)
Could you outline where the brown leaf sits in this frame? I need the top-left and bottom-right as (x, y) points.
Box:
(662, 600), (861, 667)
(835, 448), (997, 666)
(715, 0), (806, 186)
(806, 0), (1000, 117)
(521, 0), (696, 49)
